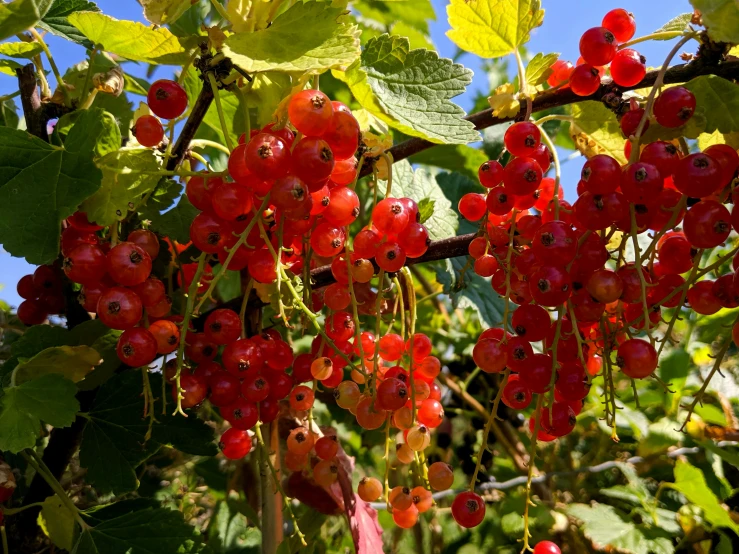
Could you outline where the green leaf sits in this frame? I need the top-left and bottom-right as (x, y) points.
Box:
(79, 371), (215, 494)
(683, 75), (739, 134)
(81, 149), (161, 226)
(57, 107), (122, 159)
(526, 52), (559, 87)
(408, 144), (488, 182)
(383, 161), (458, 241)
(690, 0), (739, 43)
(223, 1), (361, 73)
(150, 195), (199, 244)
(208, 501), (261, 552)
(354, 0), (435, 35)
(68, 11), (190, 65)
(435, 256), (505, 329)
(0, 0), (53, 42)
(0, 59), (22, 76)
(0, 374), (79, 453)
(699, 440), (739, 470)
(417, 198), (435, 224)
(140, 0), (192, 25)
(14, 345), (100, 384)
(653, 13), (693, 37)
(41, 494), (76, 551)
(569, 101), (628, 164)
(697, 129), (739, 150)
(0, 98), (19, 128)
(0, 127), (102, 264)
(73, 507), (209, 553)
(446, 0), (544, 59)
(567, 503), (675, 554)
(0, 41), (44, 59)
(213, 264), (242, 303)
(335, 34), (479, 144)
(694, 403), (728, 426)
(39, 0), (100, 46)
(672, 460), (739, 532)
(240, 72), (293, 128)
(138, 178), (182, 221)
(659, 349), (691, 392)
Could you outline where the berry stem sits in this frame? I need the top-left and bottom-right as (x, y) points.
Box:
(79, 47), (98, 109)
(619, 30), (697, 49)
(629, 205), (654, 340)
(238, 278), (255, 338)
(520, 394), (544, 553)
(514, 48), (532, 119)
(173, 251), (209, 417)
(537, 125), (562, 220)
(206, 72), (235, 152)
(383, 415), (392, 510)
(400, 268), (419, 425)
(368, 269), (387, 397)
(628, 33), (696, 164)
(29, 29), (69, 106)
(345, 247), (369, 375)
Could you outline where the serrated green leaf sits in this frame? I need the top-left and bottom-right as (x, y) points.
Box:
(409, 144), (488, 182)
(659, 348), (691, 391)
(0, 41), (43, 59)
(417, 198), (435, 224)
(223, 1), (361, 73)
(68, 11), (190, 65)
(672, 460), (739, 532)
(0, 374), (79, 453)
(446, 0), (544, 59)
(354, 0), (435, 35)
(14, 345), (100, 384)
(73, 507), (209, 554)
(140, 0), (191, 25)
(683, 75), (739, 134)
(526, 52), (559, 87)
(654, 13), (693, 37)
(690, 0), (739, 43)
(569, 101), (627, 164)
(435, 256), (506, 329)
(0, 59), (22, 76)
(150, 195), (199, 244)
(335, 34), (479, 144)
(39, 0), (100, 46)
(392, 22), (434, 51)
(0, 127), (102, 264)
(382, 160), (457, 240)
(138, 178), (182, 221)
(41, 494), (76, 551)
(694, 403), (727, 426)
(79, 371), (215, 494)
(0, 0), (53, 42)
(81, 149), (161, 225)
(567, 503), (675, 554)
(57, 107), (122, 159)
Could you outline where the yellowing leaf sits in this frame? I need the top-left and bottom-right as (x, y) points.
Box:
(14, 345), (101, 384)
(140, 0), (192, 25)
(697, 129), (739, 150)
(569, 101), (627, 163)
(526, 52), (559, 88)
(223, 1), (361, 73)
(447, 0), (544, 59)
(226, 0), (252, 33)
(68, 11), (190, 65)
(40, 495), (76, 551)
(488, 83), (520, 118)
(0, 0), (52, 43)
(0, 41), (43, 59)
(353, 108), (389, 135)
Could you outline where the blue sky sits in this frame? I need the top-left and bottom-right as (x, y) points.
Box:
(0, 0), (692, 307)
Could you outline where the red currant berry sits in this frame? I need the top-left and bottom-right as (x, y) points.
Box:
(579, 27), (617, 66)
(602, 8), (636, 42)
(190, 211), (231, 253)
(147, 80), (188, 120)
(116, 327), (157, 367)
(63, 244), (107, 286)
(186, 175), (224, 210)
(107, 242), (152, 287)
(478, 160), (504, 188)
(246, 133), (291, 181)
(683, 200), (731, 248)
(672, 153), (722, 198)
(569, 64), (601, 96)
(17, 299), (47, 325)
(133, 115), (164, 147)
(458, 193), (487, 221)
(617, 338), (657, 378)
(451, 491), (485, 528)
(653, 86), (696, 128)
(322, 110), (360, 160)
(504, 121), (541, 158)
(610, 49), (646, 87)
(620, 108), (647, 138)
(288, 89), (334, 137)
(502, 374), (532, 410)
(219, 428), (252, 459)
(503, 157), (542, 196)
(97, 287), (143, 330)
(291, 137), (335, 185)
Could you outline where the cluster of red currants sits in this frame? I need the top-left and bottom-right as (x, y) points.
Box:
(453, 8), (739, 531)
(15, 264), (66, 325)
(132, 79), (190, 147)
(546, 8), (645, 96)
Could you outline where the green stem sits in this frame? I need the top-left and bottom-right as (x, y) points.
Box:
(207, 72), (235, 152)
(537, 125), (562, 219)
(194, 196), (271, 315)
(209, 0), (231, 22)
(189, 138), (233, 155)
(174, 252), (208, 416)
(79, 47), (98, 108)
(619, 30), (695, 49)
(23, 450), (89, 530)
(2, 501), (45, 515)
